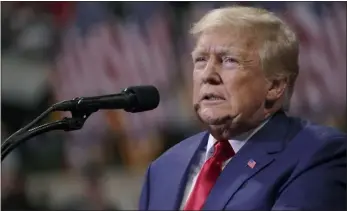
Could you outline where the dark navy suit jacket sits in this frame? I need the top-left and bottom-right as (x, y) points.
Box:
(139, 111), (346, 210)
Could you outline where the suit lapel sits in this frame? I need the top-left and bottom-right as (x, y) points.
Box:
(203, 111), (293, 210)
(161, 132), (209, 210)
(203, 142), (276, 210)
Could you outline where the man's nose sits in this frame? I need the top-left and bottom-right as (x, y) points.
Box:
(202, 58), (222, 85)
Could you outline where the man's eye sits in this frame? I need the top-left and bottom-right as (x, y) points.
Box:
(223, 57), (236, 63)
(194, 57), (207, 63)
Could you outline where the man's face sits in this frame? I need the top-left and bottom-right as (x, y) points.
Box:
(192, 28), (269, 130)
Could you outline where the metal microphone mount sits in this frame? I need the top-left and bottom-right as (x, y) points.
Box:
(1, 99), (97, 161)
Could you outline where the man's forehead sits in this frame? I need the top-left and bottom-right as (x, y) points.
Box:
(192, 45), (250, 56)
(192, 29), (258, 55)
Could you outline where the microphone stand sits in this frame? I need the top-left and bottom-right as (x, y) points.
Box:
(1, 102), (97, 162)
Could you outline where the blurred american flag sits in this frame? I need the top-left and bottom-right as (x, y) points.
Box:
(51, 2), (175, 168)
(283, 2), (346, 120)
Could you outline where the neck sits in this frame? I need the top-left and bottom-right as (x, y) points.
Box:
(208, 110), (276, 141)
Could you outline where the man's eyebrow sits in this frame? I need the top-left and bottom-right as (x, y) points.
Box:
(191, 47), (243, 58)
(191, 48), (206, 57)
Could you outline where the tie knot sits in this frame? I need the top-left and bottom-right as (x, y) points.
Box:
(213, 141), (235, 161)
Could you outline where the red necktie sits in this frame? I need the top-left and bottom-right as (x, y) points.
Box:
(184, 141), (235, 210)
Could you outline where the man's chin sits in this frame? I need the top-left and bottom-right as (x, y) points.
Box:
(198, 114), (234, 125)
(200, 114), (242, 140)
(194, 104), (237, 125)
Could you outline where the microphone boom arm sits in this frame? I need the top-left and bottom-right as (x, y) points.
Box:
(2, 120), (68, 161)
(1, 104), (95, 162)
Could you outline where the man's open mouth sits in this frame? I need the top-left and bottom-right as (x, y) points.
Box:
(202, 93), (226, 101)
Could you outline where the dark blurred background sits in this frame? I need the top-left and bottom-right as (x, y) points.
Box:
(1, 1), (346, 210)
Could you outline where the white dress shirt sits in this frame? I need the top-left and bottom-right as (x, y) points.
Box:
(179, 119), (270, 209)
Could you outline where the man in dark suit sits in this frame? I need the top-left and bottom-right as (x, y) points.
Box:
(139, 6), (346, 210)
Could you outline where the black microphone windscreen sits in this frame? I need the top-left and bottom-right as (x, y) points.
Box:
(123, 85), (160, 112)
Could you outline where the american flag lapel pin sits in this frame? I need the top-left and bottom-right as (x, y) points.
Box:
(247, 159), (256, 169)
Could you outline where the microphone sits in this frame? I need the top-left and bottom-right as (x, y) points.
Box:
(53, 85), (160, 113)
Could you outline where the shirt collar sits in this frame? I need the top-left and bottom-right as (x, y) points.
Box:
(205, 116), (271, 161)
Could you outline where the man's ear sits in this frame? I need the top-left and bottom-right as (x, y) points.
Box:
(266, 77), (288, 102)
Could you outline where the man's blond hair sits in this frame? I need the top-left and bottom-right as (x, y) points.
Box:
(190, 6), (299, 111)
